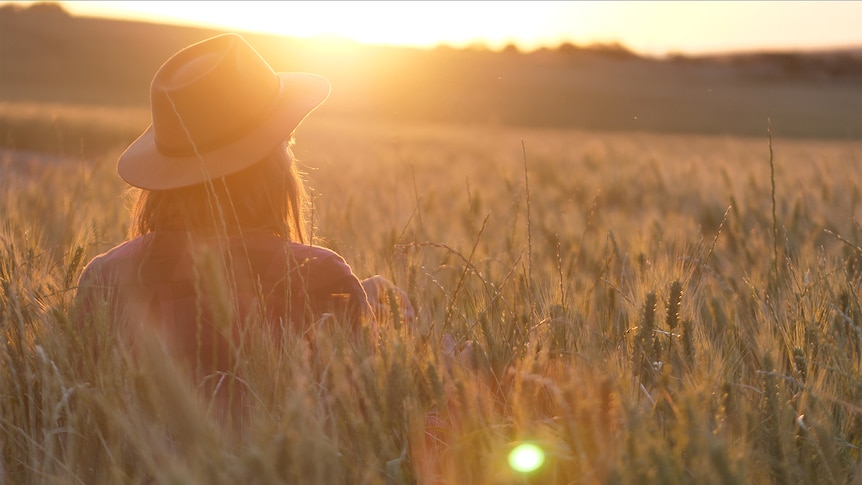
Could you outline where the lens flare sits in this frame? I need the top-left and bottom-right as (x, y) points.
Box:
(508, 443), (545, 473)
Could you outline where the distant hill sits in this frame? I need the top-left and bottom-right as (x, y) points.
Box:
(2, 2), (862, 140)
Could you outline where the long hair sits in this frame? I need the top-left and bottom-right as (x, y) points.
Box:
(129, 141), (307, 243)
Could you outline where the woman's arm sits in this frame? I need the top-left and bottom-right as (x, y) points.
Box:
(360, 275), (415, 327)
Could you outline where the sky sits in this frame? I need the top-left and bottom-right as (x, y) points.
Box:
(8, 1), (862, 56)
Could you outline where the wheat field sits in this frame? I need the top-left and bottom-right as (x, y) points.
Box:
(2, 113), (862, 484)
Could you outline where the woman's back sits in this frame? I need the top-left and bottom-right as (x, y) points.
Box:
(77, 230), (369, 375)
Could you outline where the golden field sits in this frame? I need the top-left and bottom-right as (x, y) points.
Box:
(2, 109), (862, 483)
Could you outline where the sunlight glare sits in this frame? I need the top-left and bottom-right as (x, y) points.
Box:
(47, 1), (862, 55)
(61, 1), (597, 51)
(508, 443), (545, 473)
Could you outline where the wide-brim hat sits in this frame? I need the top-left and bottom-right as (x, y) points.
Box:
(118, 33), (330, 190)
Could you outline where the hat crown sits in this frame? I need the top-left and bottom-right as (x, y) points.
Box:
(150, 34), (281, 156)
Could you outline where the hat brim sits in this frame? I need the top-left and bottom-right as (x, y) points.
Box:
(117, 72), (330, 191)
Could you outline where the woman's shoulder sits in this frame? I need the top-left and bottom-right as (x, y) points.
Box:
(78, 235), (152, 285)
(285, 242), (353, 275)
(239, 233), (345, 264)
(287, 242), (345, 262)
(229, 233), (352, 279)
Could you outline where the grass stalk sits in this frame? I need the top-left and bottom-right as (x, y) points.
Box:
(768, 118), (779, 274)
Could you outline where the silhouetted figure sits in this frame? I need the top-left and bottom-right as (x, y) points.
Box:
(75, 33), (412, 417)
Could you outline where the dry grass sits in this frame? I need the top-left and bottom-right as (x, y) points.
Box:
(2, 113), (862, 484)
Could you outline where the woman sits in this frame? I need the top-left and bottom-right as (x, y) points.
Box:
(75, 34), (412, 406)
